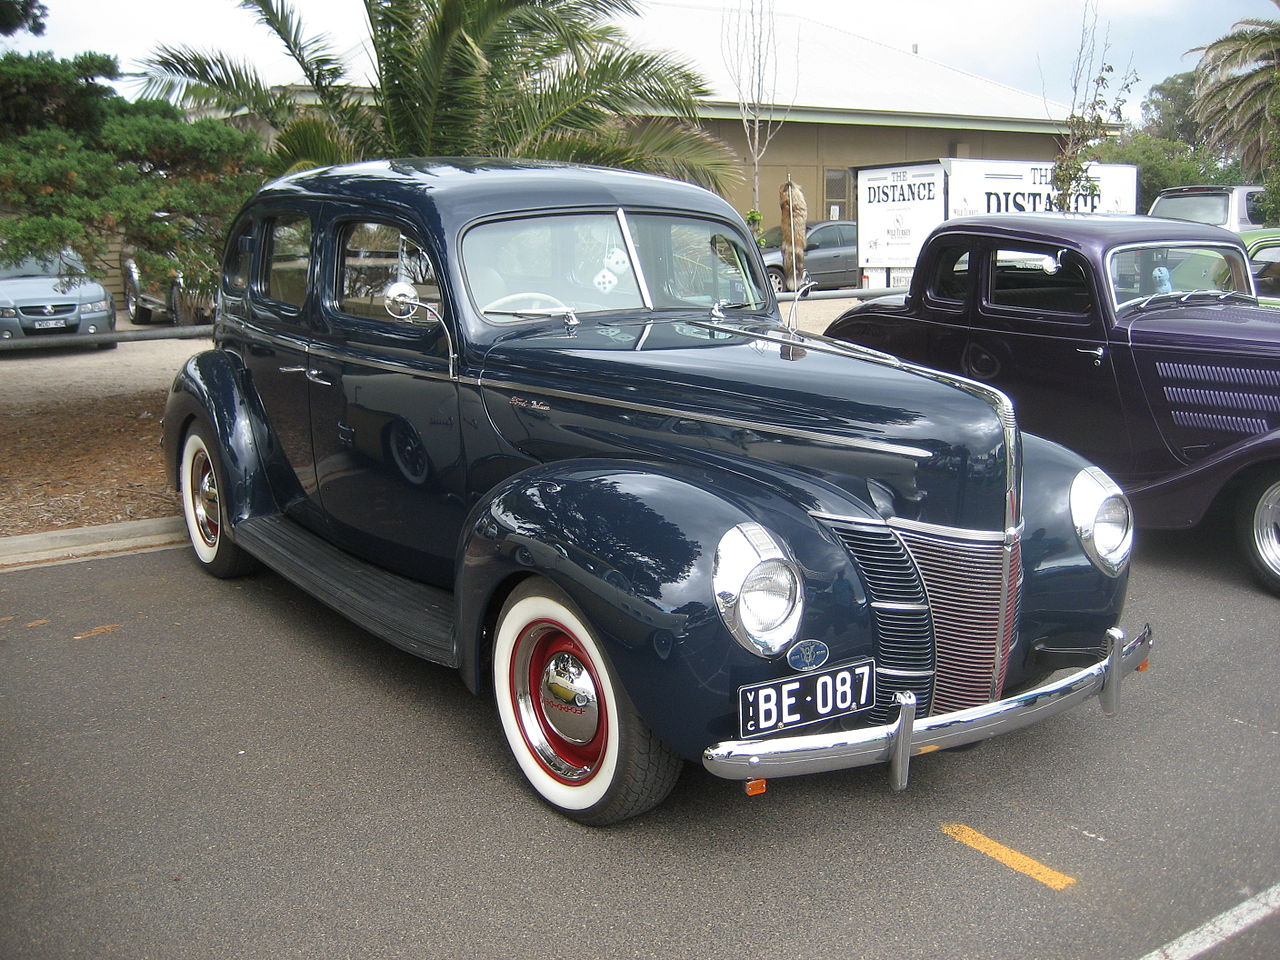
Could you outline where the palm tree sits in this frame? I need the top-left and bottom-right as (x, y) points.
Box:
(1191, 0), (1280, 176)
(137, 0), (739, 191)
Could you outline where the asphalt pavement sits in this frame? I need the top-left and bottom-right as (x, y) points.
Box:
(2, 301), (1278, 959)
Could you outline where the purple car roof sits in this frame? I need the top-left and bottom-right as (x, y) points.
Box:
(930, 213), (1246, 256)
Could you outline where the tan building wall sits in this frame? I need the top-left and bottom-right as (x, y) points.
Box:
(702, 118), (1062, 229)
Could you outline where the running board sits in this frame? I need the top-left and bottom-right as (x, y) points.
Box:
(233, 514), (457, 667)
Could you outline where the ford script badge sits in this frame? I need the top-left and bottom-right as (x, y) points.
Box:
(786, 639), (830, 672)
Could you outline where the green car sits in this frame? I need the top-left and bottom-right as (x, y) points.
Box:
(1242, 228), (1280, 307)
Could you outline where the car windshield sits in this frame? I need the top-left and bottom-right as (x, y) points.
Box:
(1149, 193), (1229, 227)
(462, 211), (769, 322)
(0, 250), (86, 280)
(1108, 244), (1254, 308)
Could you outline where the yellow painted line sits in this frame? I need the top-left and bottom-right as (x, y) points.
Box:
(941, 823), (1077, 890)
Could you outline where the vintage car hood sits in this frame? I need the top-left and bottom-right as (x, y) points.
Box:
(1121, 300), (1280, 357)
(477, 318), (1017, 532)
(1121, 301), (1280, 466)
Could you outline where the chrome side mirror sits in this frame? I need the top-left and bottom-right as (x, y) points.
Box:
(383, 281), (441, 324)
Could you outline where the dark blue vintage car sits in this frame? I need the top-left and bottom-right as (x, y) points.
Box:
(164, 161), (1152, 824)
(826, 214), (1280, 596)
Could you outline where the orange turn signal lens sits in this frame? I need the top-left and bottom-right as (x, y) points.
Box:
(744, 778), (768, 797)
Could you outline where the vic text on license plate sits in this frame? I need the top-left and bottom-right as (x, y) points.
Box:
(739, 659), (875, 738)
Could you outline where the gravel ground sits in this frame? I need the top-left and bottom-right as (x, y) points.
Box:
(0, 298), (855, 539)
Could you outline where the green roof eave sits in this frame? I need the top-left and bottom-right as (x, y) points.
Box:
(693, 101), (1078, 136)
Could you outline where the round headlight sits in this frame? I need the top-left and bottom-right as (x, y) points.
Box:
(1070, 467), (1133, 577)
(714, 522), (804, 657)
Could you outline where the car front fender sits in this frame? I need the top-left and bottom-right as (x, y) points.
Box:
(453, 458), (876, 759)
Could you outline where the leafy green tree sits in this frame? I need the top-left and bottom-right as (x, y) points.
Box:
(0, 0), (46, 36)
(0, 53), (267, 301)
(1139, 72), (1202, 147)
(138, 0), (739, 191)
(1091, 133), (1242, 210)
(1191, 0), (1280, 176)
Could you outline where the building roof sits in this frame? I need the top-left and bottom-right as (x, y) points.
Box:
(623, 2), (1073, 133)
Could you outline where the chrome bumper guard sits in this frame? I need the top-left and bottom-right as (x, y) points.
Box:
(702, 624), (1154, 789)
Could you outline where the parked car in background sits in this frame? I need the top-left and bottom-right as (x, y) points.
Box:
(1242, 228), (1280, 305)
(0, 249), (116, 348)
(1148, 184), (1266, 233)
(165, 161), (1152, 825)
(760, 219), (858, 291)
(120, 245), (214, 326)
(825, 213), (1280, 594)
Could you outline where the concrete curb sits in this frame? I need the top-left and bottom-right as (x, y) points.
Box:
(0, 516), (187, 571)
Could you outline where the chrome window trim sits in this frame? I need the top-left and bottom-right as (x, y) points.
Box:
(479, 379), (934, 458)
(616, 209), (654, 310)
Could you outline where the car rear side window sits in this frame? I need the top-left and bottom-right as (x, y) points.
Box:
(927, 244), (970, 303)
(225, 224), (254, 293)
(337, 222), (441, 321)
(265, 215), (311, 308)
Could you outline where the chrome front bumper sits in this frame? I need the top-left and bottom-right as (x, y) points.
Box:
(702, 624), (1154, 789)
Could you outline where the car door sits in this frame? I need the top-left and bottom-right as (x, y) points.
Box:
(305, 209), (464, 586)
(229, 207), (326, 527)
(963, 243), (1132, 470)
(804, 223), (846, 287)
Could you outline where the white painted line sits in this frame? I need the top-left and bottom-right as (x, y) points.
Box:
(1137, 881), (1280, 960)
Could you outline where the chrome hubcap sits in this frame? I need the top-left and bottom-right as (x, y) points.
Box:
(1254, 480), (1280, 576)
(190, 450), (219, 548)
(539, 651), (599, 745)
(511, 620), (605, 783)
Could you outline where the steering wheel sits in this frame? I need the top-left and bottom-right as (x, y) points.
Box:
(482, 292), (568, 313)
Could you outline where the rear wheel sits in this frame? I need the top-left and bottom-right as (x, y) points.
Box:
(121, 260), (151, 323)
(767, 267), (784, 293)
(492, 579), (681, 825)
(1236, 469), (1280, 595)
(179, 423), (256, 578)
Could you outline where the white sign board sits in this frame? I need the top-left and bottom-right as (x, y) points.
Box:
(858, 159), (1139, 276)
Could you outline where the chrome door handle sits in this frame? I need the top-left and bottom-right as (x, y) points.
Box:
(278, 365), (307, 374)
(304, 369), (333, 386)
(1076, 346), (1105, 366)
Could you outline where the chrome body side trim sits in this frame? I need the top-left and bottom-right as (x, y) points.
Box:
(702, 624), (1153, 783)
(478, 379), (935, 459)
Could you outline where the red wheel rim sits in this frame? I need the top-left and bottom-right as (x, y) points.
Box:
(510, 618), (608, 784)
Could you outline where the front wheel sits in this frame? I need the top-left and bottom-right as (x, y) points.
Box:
(1236, 470), (1280, 595)
(492, 579), (681, 825)
(179, 423), (256, 578)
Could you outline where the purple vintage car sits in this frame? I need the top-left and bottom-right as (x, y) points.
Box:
(825, 213), (1280, 594)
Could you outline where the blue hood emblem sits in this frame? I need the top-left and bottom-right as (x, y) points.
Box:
(787, 639), (830, 672)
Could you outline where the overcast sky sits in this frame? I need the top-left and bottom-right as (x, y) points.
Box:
(4, 0), (1274, 120)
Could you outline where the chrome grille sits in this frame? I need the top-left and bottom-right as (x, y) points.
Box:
(831, 524), (934, 721)
(825, 517), (1022, 717)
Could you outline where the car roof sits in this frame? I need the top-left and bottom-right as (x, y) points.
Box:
(250, 158), (738, 233)
(930, 213), (1246, 253)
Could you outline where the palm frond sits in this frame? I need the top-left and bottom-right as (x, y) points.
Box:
(136, 46), (296, 128)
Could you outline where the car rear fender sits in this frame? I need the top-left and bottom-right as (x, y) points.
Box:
(163, 349), (276, 526)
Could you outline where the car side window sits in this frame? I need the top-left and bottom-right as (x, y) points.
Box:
(264, 215), (312, 308)
(808, 225), (834, 250)
(927, 244), (971, 303)
(338, 221), (442, 321)
(1245, 191), (1267, 226)
(988, 247), (1091, 316)
(836, 223), (857, 247)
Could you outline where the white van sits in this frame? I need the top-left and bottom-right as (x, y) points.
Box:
(1148, 184), (1266, 232)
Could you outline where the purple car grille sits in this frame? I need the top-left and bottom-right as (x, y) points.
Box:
(827, 520), (1022, 719)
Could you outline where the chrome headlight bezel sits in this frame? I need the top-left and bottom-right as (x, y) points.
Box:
(713, 521), (804, 658)
(1070, 466), (1133, 577)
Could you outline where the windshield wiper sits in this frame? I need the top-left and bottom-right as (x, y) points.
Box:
(483, 305), (580, 336)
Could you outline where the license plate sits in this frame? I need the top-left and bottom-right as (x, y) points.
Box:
(739, 659), (875, 738)
(33, 318), (67, 329)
